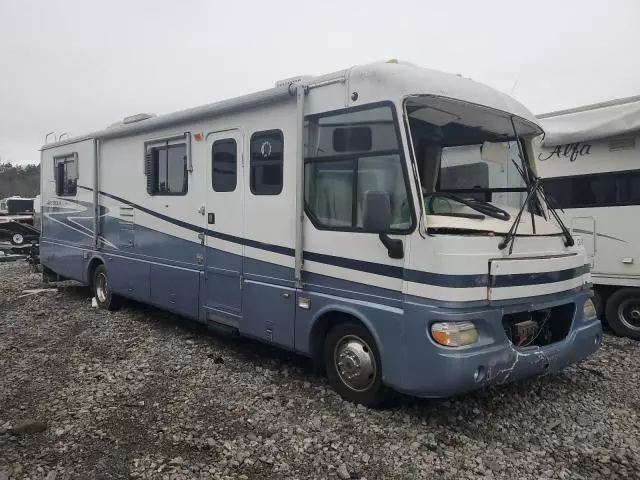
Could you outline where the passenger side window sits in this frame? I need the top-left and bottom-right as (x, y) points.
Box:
(304, 105), (413, 232)
(145, 142), (188, 195)
(212, 139), (237, 192)
(542, 170), (640, 208)
(54, 153), (78, 197)
(250, 130), (283, 195)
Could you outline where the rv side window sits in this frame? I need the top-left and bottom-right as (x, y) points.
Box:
(542, 170), (640, 209)
(304, 104), (413, 232)
(212, 139), (237, 192)
(54, 153), (78, 197)
(250, 130), (283, 195)
(146, 143), (188, 196)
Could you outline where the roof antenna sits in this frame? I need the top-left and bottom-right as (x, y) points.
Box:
(509, 74), (521, 96)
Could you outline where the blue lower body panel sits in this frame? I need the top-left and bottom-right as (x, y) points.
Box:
(40, 208), (602, 400)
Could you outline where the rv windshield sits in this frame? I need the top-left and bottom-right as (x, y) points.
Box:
(406, 96), (541, 216)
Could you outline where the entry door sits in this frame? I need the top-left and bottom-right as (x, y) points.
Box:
(204, 129), (245, 319)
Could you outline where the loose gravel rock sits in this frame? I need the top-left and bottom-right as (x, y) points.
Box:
(1, 262), (639, 479)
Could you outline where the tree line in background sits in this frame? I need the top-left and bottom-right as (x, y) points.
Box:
(0, 162), (40, 199)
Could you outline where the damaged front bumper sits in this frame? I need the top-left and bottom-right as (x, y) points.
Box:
(393, 289), (602, 398)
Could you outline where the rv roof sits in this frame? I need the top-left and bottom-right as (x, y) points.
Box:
(41, 61), (538, 150)
(538, 95), (640, 147)
(538, 95), (640, 119)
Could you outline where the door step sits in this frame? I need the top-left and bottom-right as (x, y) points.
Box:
(206, 311), (239, 335)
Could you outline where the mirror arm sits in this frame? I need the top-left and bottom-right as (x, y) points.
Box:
(378, 233), (404, 259)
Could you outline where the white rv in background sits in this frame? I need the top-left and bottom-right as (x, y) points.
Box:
(535, 95), (640, 339)
(40, 61), (601, 405)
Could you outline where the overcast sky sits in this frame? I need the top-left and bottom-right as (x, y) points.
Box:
(1, 0), (638, 165)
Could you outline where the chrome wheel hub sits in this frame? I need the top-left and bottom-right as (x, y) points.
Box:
(334, 335), (376, 392)
(618, 299), (640, 331)
(95, 273), (108, 303)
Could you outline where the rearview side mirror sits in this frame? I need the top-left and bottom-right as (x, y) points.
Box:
(362, 190), (404, 259)
(362, 190), (392, 233)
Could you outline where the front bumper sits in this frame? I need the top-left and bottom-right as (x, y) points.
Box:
(390, 290), (602, 397)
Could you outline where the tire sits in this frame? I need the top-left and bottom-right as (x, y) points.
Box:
(605, 288), (640, 340)
(10, 233), (24, 245)
(592, 288), (604, 320)
(92, 264), (122, 311)
(324, 322), (388, 407)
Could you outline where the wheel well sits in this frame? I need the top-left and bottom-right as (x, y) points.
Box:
(87, 258), (104, 286)
(309, 310), (368, 369)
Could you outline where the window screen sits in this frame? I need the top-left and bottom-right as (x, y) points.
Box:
(250, 130), (283, 195)
(212, 139), (237, 192)
(54, 153), (78, 197)
(146, 143), (188, 195)
(542, 170), (640, 209)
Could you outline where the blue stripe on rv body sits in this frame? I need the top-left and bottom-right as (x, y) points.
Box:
(53, 190), (590, 291)
(490, 265), (591, 288)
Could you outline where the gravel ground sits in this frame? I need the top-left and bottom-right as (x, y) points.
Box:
(1, 262), (639, 480)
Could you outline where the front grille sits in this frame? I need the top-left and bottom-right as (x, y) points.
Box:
(502, 303), (575, 347)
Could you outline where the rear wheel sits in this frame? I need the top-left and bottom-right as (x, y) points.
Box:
(324, 323), (387, 407)
(592, 288), (604, 320)
(605, 288), (640, 340)
(92, 264), (122, 311)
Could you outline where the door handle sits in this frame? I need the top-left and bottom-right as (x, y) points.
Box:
(208, 213), (215, 224)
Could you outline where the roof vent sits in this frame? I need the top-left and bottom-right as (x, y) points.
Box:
(107, 113), (157, 129)
(122, 113), (156, 124)
(274, 75), (314, 88)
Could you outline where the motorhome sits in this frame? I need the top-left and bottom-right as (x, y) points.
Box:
(39, 61), (601, 405)
(0, 196), (34, 216)
(535, 96), (640, 340)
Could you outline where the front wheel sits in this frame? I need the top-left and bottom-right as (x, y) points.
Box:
(324, 323), (387, 407)
(10, 233), (24, 245)
(605, 288), (640, 340)
(93, 264), (122, 311)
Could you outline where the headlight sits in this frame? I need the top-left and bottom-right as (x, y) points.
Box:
(431, 321), (479, 347)
(583, 299), (597, 319)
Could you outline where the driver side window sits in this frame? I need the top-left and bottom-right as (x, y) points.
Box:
(304, 104), (413, 232)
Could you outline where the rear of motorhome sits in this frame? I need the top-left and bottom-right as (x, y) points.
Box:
(40, 61), (601, 405)
(535, 96), (640, 339)
(0, 196), (34, 216)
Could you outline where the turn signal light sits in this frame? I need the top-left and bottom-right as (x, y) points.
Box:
(431, 321), (479, 347)
(583, 299), (597, 319)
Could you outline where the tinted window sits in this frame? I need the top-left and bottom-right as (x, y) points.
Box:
(543, 170), (640, 209)
(333, 127), (372, 152)
(306, 105), (398, 157)
(212, 139), (237, 192)
(54, 154), (78, 196)
(250, 131), (283, 195)
(149, 143), (187, 195)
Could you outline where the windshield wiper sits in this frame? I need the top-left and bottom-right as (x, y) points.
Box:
(424, 192), (511, 221)
(500, 116), (574, 253)
(498, 176), (575, 253)
(498, 178), (541, 253)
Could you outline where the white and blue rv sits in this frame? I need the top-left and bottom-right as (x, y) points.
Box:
(40, 61), (601, 405)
